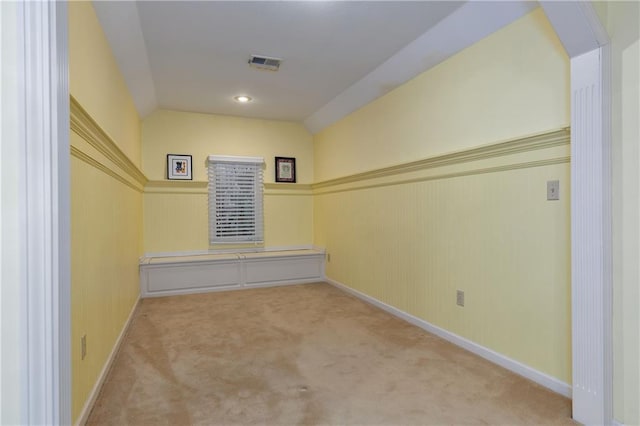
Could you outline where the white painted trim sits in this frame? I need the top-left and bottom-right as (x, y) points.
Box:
(576, 2), (610, 46)
(140, 250), (325, 298)
(0, 4), (4, 422)
(143, 245), (321, 258)
(325, 278), (572, 398)
(12, 1), (71, 424)
(208, 155), (264, 164)
(55, 2), (72, 424)
(74, 297), (140, 426)
(543, 4), (612, 424)
(570, 47), (610, 426)
(540, 1), (602, 58)
(312, 245), (327, 254)
(601, 41), (614, 426)
(612, 420), (625, 426)
(142, 278), (322, 299)
(1, 2), (22, 423)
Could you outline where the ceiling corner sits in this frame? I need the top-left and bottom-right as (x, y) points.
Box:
(304, 0), (538, 135)
(93, 1), (158, 119)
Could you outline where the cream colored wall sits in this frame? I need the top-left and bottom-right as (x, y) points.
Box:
(313, 8), (572, 384)
(70, 146), (142, 422)
(69, 2), (143, 423)
(599, 0), (640, 423)
(69, 2), (141, 168)
(143, 110), (313, 183)
(314, 8), (569, 182)
(142, 110), (313, 253)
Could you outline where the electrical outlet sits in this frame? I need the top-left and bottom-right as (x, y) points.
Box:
(456, 290), (465, 307)
(547, 180), (560, 200)
(81, 334), (87, 360)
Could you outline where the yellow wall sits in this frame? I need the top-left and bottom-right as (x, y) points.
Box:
(65, 2), (639, 421)
(142, 110), (313, 253)
(599, 0), (640, 423)
(69, 2), (143, 423)
(313, 8), (572, 384)
(69, 2), (141, 168)
(314, 8), (569, 182)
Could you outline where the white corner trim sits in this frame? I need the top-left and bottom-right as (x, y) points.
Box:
(312, 245), (327, 254)
(540, 1), (605, 58)
(15, 1), (71, 424)
(303, 1), (536, 134)
(325, 278), (571, 398)
(75, 296), (140, 426)
(576, 1), (610, 46)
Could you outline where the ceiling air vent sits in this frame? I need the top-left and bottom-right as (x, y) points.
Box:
(248, 55), (282, 71)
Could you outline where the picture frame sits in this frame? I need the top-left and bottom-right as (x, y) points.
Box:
(275, 157), (296, 183)
(167, 154), (192, 180)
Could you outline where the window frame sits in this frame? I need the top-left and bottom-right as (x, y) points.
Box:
(207, 155), (264, 245)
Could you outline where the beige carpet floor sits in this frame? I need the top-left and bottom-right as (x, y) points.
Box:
(87, 282), (573, 425)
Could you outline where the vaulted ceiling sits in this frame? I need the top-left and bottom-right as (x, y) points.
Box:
(94, 1), (539, 133)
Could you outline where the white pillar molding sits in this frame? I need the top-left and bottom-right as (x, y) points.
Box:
(7, 1), (71, 424)
(541, 1), (612, 424)
(570, 47), (612, 426)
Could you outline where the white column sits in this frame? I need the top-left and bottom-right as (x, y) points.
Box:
(1, 1), (70, 424)
(571, 47), (612, 425)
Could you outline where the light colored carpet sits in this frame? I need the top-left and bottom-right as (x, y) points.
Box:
(87, 282), (573, 425)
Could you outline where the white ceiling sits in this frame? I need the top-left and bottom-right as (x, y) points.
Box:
(94, 1), (538, 133)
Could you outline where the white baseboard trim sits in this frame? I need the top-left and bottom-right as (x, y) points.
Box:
(75, 296), (141, 426)
(325, 277), (572, 398)
(143, 245), (321, 258)
(612, 419), (624, 426)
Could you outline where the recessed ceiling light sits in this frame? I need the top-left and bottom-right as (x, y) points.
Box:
(234, 95), (252, 103)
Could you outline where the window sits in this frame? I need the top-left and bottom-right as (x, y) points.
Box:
(208, 155), (264, 244)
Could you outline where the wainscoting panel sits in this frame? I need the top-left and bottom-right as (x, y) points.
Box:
(314, 128), (572, 386)
(244, 254), (325, 285)
(144, 259), (241, 294)
(140, 250), (325, 297)
(69, 97), (144, 421)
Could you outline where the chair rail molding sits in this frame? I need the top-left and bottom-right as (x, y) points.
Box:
(70, 96), (148, 192)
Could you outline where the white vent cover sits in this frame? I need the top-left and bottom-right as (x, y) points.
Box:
(248, 55), (282, 71)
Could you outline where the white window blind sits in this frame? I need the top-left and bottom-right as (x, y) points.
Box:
(208, 155), (264, 244)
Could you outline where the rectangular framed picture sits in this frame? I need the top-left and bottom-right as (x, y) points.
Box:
(167, 154), (192, 180)
(275, 157), (296, 183)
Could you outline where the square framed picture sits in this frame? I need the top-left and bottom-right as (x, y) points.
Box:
(275, 157), (296, 183)
(167, 154), (192, 180)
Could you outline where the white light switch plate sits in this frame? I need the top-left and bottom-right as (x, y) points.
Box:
(547, 180), (560, 200)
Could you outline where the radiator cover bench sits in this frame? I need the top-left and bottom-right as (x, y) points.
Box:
(139, 249), (325, 297)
